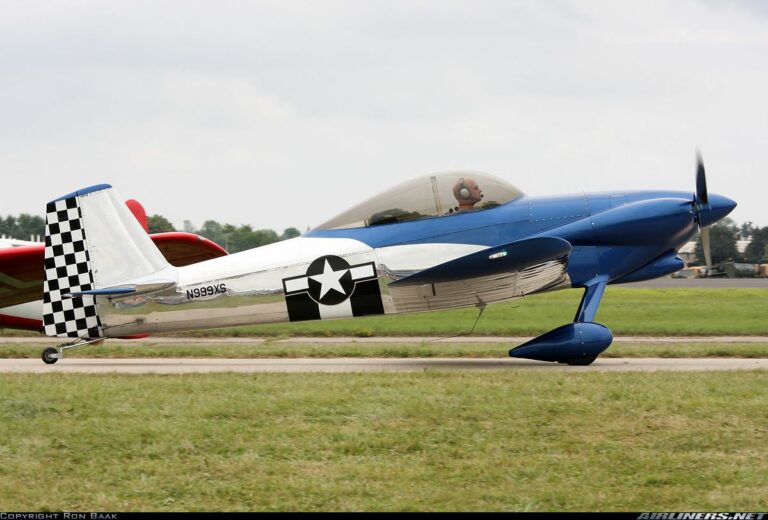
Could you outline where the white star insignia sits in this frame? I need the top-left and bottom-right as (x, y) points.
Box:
(310, 259), (348, 300)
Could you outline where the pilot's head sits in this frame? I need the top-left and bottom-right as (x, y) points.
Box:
(453, 177), (483, 209)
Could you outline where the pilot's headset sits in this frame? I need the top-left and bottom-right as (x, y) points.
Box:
(457, 178), (471, 200)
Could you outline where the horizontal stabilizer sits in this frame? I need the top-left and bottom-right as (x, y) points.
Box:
(66, 288), (137, 297)
(65, 281), (175, 298)
(389, 237), (571, 286)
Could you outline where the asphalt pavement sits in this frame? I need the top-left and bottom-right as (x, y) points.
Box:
(620, 278), (768, 288)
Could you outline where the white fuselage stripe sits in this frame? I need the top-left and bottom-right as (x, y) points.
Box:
(318, 299), (353, 319)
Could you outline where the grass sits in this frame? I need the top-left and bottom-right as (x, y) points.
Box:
(0, 371), (766, 511)
(1, 288), (764, 512)
(0, 341), (767, 359)
(165, 288), (768, 337)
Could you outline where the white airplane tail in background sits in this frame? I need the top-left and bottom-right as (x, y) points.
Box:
(42, 184), (173, 338)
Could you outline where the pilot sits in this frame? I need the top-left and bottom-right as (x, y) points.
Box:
(449, 177), (484, 213)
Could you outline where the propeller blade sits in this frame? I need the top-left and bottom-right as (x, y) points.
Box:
(696, 151), (708, 206)
(701, 227), (712, 267)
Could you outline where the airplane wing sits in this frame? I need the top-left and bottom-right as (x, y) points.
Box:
(148, 232), (228, 267)
(387, 237), (571, 313)
(0, 232), (227, 309)
(0, 245), (43, 309)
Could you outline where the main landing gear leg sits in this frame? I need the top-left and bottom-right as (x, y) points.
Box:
(41, 337), (104, 365)
(574, 277), (609, 323)
(509, 276), (613, 365)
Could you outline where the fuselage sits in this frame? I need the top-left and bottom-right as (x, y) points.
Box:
(87, 188), (734, 337)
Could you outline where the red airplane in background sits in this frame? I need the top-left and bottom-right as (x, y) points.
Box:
(0, 199), (228, 331)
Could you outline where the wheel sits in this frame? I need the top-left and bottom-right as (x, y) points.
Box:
(563, 356), (597, 366)
(42, 347), (59, 365)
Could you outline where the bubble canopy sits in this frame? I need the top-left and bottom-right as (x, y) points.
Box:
(315, 171), (525, 230)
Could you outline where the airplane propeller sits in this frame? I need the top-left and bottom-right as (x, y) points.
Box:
(694, 151), (712, 267)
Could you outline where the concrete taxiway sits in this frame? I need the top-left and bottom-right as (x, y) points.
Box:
(1, 357), (766, 373)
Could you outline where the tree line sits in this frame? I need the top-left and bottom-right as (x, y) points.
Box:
(147, 215), (301, 253)
(0, 212), (301, 254)
(693, 218), (768, 266)
(2, 212), (767, 263)
(0, 214), (45, 241)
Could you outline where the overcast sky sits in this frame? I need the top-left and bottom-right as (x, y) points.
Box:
(1, 0), (766, 233)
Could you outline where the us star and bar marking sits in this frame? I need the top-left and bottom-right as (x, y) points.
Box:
(282, 255), (384, 321)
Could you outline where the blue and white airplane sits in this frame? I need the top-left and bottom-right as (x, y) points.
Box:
(37, 155), (734, 365)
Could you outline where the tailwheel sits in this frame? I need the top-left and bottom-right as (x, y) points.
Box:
(40, 336), (103, 364)
(563, 356), (597, 366)
(41, 347), (59, 365)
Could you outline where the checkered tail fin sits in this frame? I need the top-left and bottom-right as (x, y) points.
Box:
(42, 185), (172, 338)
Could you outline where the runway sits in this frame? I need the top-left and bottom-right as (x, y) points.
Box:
(621, 278), (768, 288)
(2, 357), (766, 373)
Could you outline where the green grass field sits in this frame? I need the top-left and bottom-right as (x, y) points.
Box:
(165, 288), (768, 337)
(1, 372), (766, 511)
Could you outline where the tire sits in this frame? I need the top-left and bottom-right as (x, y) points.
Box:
(563, 356), (597, 366)
(42, 347), (59, 365)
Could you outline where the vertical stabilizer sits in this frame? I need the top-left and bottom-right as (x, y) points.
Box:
(42, 185), (173, 338)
